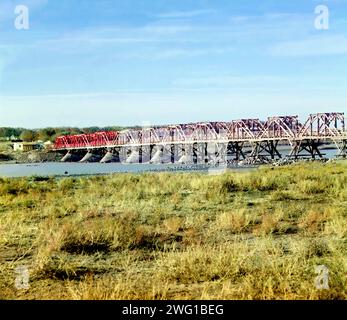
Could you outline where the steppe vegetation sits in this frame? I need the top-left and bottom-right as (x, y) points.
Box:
(0, 162), (346, 300)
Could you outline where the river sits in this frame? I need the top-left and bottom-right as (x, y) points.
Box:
(0, 148), (338, 178)
(0, 162), (256, 178)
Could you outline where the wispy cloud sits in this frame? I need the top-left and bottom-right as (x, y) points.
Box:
(36, 25), (195, 47)
(172, 75), (289, 88)
(26, 11), (323, 52)
(150, 47), (234, 60)
(270, 34), (347, 56)
(157, 9), (216, 19)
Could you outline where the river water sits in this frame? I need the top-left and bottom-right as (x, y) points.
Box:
(0, 162), (253, 178)
(0, 149), (338, 178)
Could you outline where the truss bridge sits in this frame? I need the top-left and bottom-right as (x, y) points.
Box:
(53, 112), (347, 164)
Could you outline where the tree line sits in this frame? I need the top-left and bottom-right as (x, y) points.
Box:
(0, 126), (125, 142)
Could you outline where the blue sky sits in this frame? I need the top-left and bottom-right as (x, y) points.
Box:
(0, 0), (346, 128)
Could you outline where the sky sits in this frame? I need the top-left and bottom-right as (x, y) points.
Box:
(0, 0), (346, 128)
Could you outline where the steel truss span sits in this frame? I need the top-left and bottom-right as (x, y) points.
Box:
(53, 112), (347, 164)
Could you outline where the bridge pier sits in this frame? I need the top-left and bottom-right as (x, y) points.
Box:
(100, 148), (120, 163)
(170, 144), (176, 164)
(334, 139), (347, 158)
(79, 150), (104, 163)
(204, 142), (209, 163)
(203, 142), (227, 165)
(267, 141), (282, 159)
(192, 143), (198, 164)
(125, 147), (140, 163)
(250, 140), (282, 160)
(61, 151), (72, 162)
(227, 142), (246, 161)
(191, 143), (211, 164)
(289, 139), (324, 159)
(139, 146), (143, 164)
(177, 145), (189, 164)
(150, 145), (164, 164)
(79, 150), (93, 163)
(149, 145), (155, 161)
(60, 150), (85, 162)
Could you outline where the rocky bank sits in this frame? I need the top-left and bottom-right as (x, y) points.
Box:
(0, 150), (61, 164)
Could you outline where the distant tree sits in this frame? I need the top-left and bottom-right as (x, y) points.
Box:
(102, 126), (124, 132)
(20, 130), (36, 142)
(82, 127), (101, 134)
(66, 127), (83, 135)
(36, 128), (57, 142)
(0, 127), (23, 139)
(1, 125), (127, 142)
(10, 128), (23, 138)
(51, 130), (73, 142)
(0, 128), (6, 139)
(36, 129), (50, 142)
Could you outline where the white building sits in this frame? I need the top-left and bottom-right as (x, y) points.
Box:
(13, 142), (41, 152)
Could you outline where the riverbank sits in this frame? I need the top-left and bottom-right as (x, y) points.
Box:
(0, 149), (61, 164)
(0, 162), (346, 300)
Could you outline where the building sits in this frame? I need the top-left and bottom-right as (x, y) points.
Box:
(13, 142), (42, 152)
(43, 141), (53, 150)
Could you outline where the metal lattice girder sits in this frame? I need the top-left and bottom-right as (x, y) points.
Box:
(120, 129), (141, 145)
(230, 119), (266, 140)
(54, 136), (68, 149)
(263, 116), (299, 139)
(189, 123), (218, 141)
(299, 112), (345, 138)
(166, 125), (186, 143)
(213, 122), (232, 140)
(88, 131), (118, 147)
(139, 128), (159, 144)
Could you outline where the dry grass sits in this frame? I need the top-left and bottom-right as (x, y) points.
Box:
(0, 161), (346, 300)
